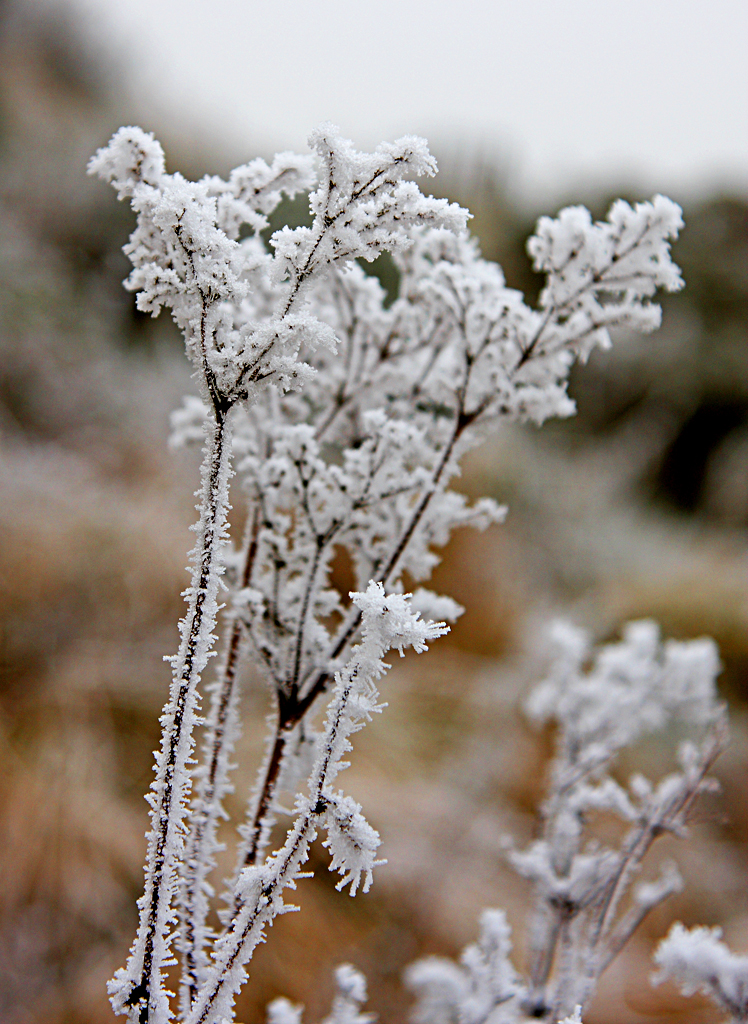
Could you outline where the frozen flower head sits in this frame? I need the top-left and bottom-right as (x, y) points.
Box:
(89, 126), (165, 198)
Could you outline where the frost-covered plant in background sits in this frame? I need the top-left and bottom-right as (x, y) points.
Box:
(89, 123), (731, 1024)
(406, 623), (727, 1023)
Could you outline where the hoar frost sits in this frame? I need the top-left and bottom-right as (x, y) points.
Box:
(88, 123), (715, 1024)
(654, 924), (748, 1022)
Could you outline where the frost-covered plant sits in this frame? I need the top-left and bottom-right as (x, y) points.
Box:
(406, 622), (727, 1023)
(654, 924), (748, 1022)
(90, 124), (690, 1024)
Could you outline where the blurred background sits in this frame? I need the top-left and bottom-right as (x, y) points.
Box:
(0, 0), (746, 1021)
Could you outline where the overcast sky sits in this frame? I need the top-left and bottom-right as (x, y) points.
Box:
(66, 0), (747, 202)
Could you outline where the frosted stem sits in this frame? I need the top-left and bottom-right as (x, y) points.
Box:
(112, 413), (233, 1024)
(178, 506), (261, 1010)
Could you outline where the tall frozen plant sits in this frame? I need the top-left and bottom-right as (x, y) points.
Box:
(90, 124), (686, 1024)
